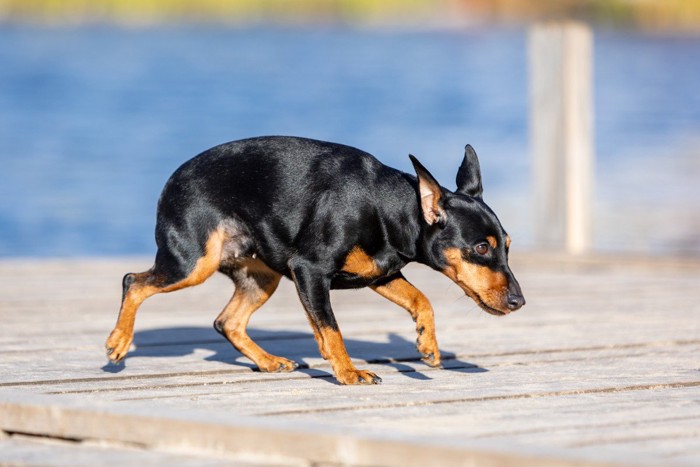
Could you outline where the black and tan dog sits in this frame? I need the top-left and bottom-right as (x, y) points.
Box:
(106, 136), (524, 385)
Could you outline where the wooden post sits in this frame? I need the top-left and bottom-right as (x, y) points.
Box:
(529, 22), (594, 254)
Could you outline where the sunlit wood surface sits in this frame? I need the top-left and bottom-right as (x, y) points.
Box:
(1, 253), (698, 466)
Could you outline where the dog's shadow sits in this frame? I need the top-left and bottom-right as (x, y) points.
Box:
(102, 326), (487, 383)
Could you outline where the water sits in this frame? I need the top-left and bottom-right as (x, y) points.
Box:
(0, 26), (698, 257)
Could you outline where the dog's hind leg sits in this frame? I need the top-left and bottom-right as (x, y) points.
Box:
(105, 228), (225, 363)
(371, 272), (441, 367)
(214, 258), (298, 373)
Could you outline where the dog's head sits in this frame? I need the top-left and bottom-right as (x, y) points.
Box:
(410, 145), (525, 316)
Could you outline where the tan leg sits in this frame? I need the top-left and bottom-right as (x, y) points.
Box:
(317, 325), (382, 384)
(105, 272), (158, 362)
(106, 229), (225, 363)
(371, 273), (441, 367)
(289, 261), (380, 385)
(215, 259), (297, 373)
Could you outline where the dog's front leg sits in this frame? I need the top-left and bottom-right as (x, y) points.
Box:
(290, 259), (381, 385)
(371, 273), (441, 367)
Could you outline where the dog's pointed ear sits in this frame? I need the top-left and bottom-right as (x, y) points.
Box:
(456, 144), (483, 199)
(409, 155), (446, 226)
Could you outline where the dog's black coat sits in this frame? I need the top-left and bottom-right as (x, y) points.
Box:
(160, 137), (413, 284)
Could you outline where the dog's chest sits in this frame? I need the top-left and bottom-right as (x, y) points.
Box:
(330, 246), (403, 290)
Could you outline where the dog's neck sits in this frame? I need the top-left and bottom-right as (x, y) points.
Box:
(392, 176), (445, 271)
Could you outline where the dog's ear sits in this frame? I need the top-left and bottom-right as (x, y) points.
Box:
(456, 144), (483, 199)
(409, 155), (446, 226)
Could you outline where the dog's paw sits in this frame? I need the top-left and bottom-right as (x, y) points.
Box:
(416, 333), (441, 367)
(257, 356), (299, 373)
(420, 352), (442, 368)
(336, 369), (382, 385)
(105, 328), (133, 363)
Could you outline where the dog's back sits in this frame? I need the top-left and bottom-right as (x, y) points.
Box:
(157, 136), (418, 277)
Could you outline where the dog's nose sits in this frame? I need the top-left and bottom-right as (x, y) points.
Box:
(506, 293), (525, 311)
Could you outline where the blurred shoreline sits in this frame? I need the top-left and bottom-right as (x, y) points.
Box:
(1, 0), (700, 33)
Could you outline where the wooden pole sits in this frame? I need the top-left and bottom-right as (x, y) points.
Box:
(529, 22), (594, 254)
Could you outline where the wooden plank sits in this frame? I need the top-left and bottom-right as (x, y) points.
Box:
(0, 435), (246, 466)
(0, 390), (624, 467)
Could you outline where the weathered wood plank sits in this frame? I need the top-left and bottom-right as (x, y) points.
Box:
(0, 435), (249, 466)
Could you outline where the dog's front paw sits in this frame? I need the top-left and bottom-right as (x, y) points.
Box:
(416, 329), (441, 367)
(257, 356), (299, 373)
(336, 369), (382, 385)
(420, 351), (442, 368)
(105, 328), (133, 363)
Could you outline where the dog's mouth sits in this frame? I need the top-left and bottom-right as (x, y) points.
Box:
(475, 297), (507, 316)
(441, 261), (511, 316)
(459, 285), (508, 316)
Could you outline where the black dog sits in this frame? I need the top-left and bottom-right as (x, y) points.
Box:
(106, 136), (524, 385)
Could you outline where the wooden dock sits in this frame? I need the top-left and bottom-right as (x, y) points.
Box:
(1, 253), (699, 466)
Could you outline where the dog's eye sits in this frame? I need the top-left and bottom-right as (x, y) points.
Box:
(474, 243), (489, 255)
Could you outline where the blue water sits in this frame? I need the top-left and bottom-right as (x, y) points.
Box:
(0, 26), (698, 257)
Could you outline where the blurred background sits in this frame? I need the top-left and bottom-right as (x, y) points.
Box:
(0, 0), (698, 257)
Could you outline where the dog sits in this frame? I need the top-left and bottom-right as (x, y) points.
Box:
(106, 136), (525, 385)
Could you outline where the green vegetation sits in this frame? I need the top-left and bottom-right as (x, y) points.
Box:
(1, 0), (700, 31)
